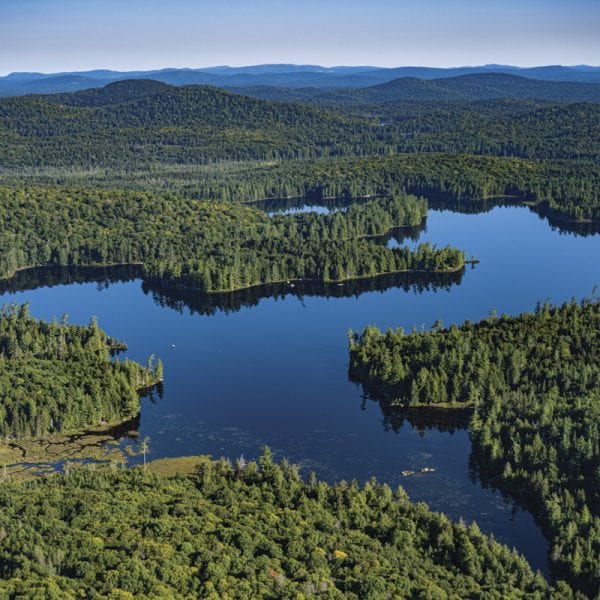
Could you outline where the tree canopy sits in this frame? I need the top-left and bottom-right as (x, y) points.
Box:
(0, 303), (159, 437)
(0, 452), (564, 599)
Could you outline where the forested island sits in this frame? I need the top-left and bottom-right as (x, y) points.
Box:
(349, 298), (600, 594)
(0, 451), (569, 598)
(0, 303), (161, 437)
(0, 187), (464, 292)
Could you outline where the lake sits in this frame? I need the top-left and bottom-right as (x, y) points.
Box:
(1, 202), (598, 575)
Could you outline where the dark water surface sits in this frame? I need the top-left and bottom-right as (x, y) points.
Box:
(2, 204), (599, 575)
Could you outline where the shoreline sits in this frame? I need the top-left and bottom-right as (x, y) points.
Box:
(0, 257), (466, 297)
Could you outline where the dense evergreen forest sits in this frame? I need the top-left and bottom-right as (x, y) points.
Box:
(348, 298), (599, 407)
(1, 80), (599, 165)
(0, 451), (570, 599)
(0, 82), (390, 167)
(1, 80), (598, 225)
(349, 299), (600, 594)
(0, 187), (464, 292)
(5, 153), (597, 223)
(0, 303), (160, 437)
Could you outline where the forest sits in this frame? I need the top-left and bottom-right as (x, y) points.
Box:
(348, 298), (599, 407)
(0, 186), (465, 292)
(0, 82), (393, 168)
(1, 80), (599, 225)
(0, 303), (161, 437)
(348, 298), (600, 594)
(4, 153), (597, 223)
(0, 450), (571, 599)
(0, 80), (599, 165)
(0, 71), (598, 599)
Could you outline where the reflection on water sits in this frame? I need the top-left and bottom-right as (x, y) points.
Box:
(0, 265), (464, 318)
(0, 203), (598, 578)
(427, 196), (600, 237)
(358, 391), (473, 435)
(143, 269), (464, 316)
(0, 264), (143, 296)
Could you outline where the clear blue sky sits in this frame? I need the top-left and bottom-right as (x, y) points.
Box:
(1, 0), (599, 75)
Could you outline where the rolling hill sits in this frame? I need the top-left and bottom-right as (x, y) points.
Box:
(1, 78), (598, 171)
(0, 80), (381, 168)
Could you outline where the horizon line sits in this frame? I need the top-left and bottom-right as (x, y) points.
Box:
(2, 62), (600, 78)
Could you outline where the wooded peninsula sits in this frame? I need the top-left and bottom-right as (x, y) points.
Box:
(0, 303), (161, 438)
(349, 298), (600, 595)
(0, 187), (464, 292)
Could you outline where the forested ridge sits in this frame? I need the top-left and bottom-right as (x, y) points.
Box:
(1, 80), (599, 224)
(234, 90), (600, 160)
(0, 451), (570, 599)
(231, 73), (600, 104)
(380, 102), (600, 161)
(348, 299), (600, 594)
(0, 303), (160, 437)
(1, 81), (599, 166)
(0, 187), (464, 292)
(3, 65), (600, 97)
(0, 82), (389, 167)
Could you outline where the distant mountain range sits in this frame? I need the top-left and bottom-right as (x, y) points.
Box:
(1, 63), (600, 96)
(232, 73), (600, 104)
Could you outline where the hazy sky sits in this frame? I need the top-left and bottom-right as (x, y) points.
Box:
(1, 0), (599, 75)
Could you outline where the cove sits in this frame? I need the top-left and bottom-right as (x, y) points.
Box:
(1, 203), (598, 577)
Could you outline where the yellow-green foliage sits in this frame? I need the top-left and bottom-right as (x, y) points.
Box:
(0, 451), (561, 599)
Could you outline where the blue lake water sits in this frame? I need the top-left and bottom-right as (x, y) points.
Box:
(1, 203), (598, 575)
